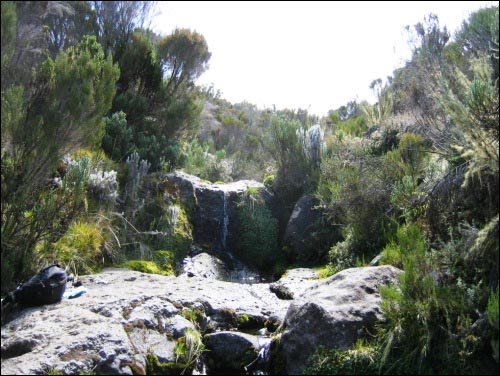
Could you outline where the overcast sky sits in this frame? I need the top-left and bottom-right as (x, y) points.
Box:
(151, 1), (497, 117)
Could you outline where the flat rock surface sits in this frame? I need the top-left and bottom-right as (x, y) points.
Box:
(1, 267), (291, 375)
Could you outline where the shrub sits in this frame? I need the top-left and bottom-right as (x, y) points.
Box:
(487, 286), (499, 362)
(47, 220), (110, 275)
(325, 229), (356, 274)
(379, 223), (427, 268)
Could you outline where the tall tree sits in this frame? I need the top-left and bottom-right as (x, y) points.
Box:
(92, 1), (156, 60)
(157, 28), (211, 95)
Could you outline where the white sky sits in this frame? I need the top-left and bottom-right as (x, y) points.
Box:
(151, 1), (498, 117)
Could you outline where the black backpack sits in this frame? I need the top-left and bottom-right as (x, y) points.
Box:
(9, 264), (68, 307)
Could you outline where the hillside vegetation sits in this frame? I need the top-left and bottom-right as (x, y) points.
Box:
(1, 2), (498, 374)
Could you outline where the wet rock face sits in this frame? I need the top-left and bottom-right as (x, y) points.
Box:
(272, 265), (403, 375)
(164, 171), (271, 252)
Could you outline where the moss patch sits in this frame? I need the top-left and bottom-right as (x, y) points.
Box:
(145, 354), (188, 375)
(120, 260), (171, 276)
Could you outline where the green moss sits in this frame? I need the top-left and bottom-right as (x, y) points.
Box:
(236, 313), (251, 326)
(156, 205), (193, 262)
(317, 266), (335, 279)
(153, 250), (176, 275)
(235, 313), (261, 330)
(121, 260), (171, 276)
(181, 306), (205, 327)
(305, 340), (379, 375)
(145, 353), (187, 375)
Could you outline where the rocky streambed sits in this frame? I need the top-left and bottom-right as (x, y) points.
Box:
(1, 264), (401, 375)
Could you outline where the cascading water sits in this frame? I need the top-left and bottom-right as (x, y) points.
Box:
(221, 191), (229, 251)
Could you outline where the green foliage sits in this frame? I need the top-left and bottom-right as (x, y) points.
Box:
(380, 223), (426, 268)
(325, 229), (356, 275)
(117, 31), (162, 97)
(333, 115), (367, 137)
(376, 217), (499, 374)
(102, 111), (134, 162)
(1, 1), (16, 68)
(305, 340), (379, 375)
(234, 189), (279, 271)
(179, 138), (231, 182)
(157, 28), (211, 96)
(135, 200), (193, 266)
(317, 135), (396, 261)
(361, 79), (394, 126)
(146, 353), (187, 375)
(454, 6), (499, 80)
(181, 306), (205, 329)
(121, 260), (171, 276)
(270, 115), (318, 236)
(45, 220), (110, 276)
(487, 286), (499, 362)
(174, 328), (206, 373)
(1, 34), (119, 288)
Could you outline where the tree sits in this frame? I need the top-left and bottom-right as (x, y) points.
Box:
(1, 35), (119, 288)
(454, 6), (499, 81)
(45, 1), (98, 57)
(92, 1), (156, 59)
(157, 28), (211, 95)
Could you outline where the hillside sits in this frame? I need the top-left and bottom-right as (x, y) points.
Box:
(1, 2), (498, 374)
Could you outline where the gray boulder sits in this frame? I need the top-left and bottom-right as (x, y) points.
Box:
(273, 265), (402, 374)
(1, 305), (135, 375)
(276, 267), (319, 295)
(178, 252), (230, 279)
(283, 195), (336, 263)
(204, 331), (260, 372)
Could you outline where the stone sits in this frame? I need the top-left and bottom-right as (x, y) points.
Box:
(1, 304), (135, 375)
(178, 252), (230, 280)
(204, 331), (260, 372)
(276, 268), (319, 296)
(127, 327), (176, 363)
(272, 265), (403, 375)
(282, 195), (337, 263)
(164, 315), (196, 338)
(269, 283), (294, 300)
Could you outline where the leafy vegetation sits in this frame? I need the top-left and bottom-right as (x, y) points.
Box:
(1, 2), (498, 373)
(233, 188), (279, 272)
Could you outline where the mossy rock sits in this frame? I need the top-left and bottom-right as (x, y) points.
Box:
(146, 354), (190, 375)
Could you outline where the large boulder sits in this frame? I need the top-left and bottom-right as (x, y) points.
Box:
(178, 252), (230, 279)
(282, 195), (337, 264)
(164, 171), (272, 252)
(204, 331), (260, 372)
(271, 265), (402, 375)
(1, 305), (136, 375)
(270, 268), (320, 300)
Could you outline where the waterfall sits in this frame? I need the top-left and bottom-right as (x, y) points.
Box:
(221, 191), (229, 250)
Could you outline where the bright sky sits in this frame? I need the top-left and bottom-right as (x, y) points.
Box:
(151, 1), (497, 117)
